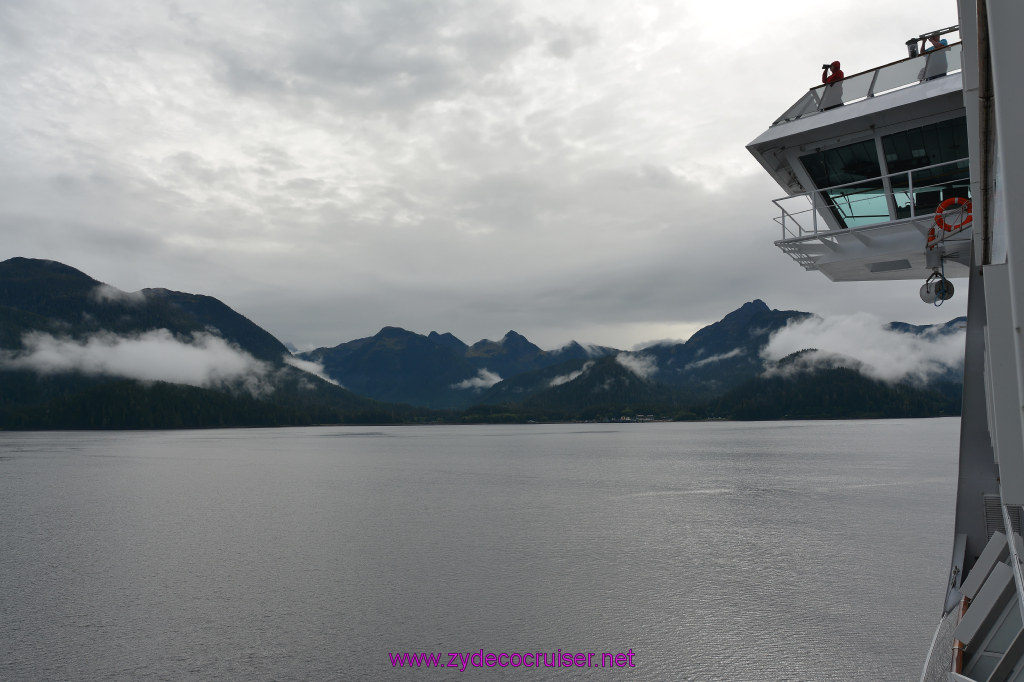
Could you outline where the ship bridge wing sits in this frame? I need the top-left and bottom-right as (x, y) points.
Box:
(769, 43), (962, 128)
(747, 42), (969, 282)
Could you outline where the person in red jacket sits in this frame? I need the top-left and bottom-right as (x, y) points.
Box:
(822, 61), (844, 84)
(820, 60), (845, 110)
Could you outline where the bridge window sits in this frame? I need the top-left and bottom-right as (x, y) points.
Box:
(883, 116), (970, 218)
(799, 140), (886, 228)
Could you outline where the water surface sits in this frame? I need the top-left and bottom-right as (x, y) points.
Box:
(0, 420), (959, 680)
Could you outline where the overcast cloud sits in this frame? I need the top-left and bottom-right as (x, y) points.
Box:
(1, 0), (964, 350)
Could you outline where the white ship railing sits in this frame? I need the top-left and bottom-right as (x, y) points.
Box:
(772, 157), (971, 241)
(772, 43), (963, 125)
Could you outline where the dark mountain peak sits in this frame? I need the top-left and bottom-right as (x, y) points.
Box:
(631, 301), (809, 396)
(376, 326), (417, 339)
(469, 331), (542, 357)
(1, 258), (116, 327)
(0, 256), (99, 286)
(684, 300), (777, 348)
(0, 259), (293, 365)
(721, 299), (771, 324)
(305, 327), (436, 363)
(559, 340), (584, 353)
(427, 331), (468, 352)
(500, 330), (539, 351)
(367, 326), (430, 353)
(551, 340), (619, 360)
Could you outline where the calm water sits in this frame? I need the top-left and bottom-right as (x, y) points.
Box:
(0, 420), (959, 681)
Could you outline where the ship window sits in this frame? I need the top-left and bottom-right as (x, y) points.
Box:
(801, 140), (881, 187)
(882, 117), (968, 172)
(883, 117), (970, 217)
(799, 140), (886, 228)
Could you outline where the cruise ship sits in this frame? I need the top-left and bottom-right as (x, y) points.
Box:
(746, 1), (1024, 680)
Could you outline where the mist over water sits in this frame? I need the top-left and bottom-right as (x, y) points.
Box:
(0, 421), (958, 680)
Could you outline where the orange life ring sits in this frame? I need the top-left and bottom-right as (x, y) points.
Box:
(934, 197), (972, 232)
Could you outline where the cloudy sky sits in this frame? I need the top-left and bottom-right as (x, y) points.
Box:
(1, 0), (964, 351)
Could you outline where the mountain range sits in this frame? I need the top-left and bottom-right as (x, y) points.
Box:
(0, 257), (964, 428)
(0, 257), (426, 428)
(300, 326), (616, 409)
(295, 300), (816, 410)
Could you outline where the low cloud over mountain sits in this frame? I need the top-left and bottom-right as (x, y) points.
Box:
(1, 330), (273, 396)
(282, 356), (341, 387)
(762, 313), (965, 383)
(615, 353), (658, 380)
(451, 369), (503, 391)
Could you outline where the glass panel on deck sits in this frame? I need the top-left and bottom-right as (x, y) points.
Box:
(945, 43), (963, 73)
(870, 58), (927, 96)
(818, 83), (843, 110)
(773, 90), (821, 124)
(920, 43), (961, 81)
(815, 71), (874, 110)
(836, 71), (873, 104)
(923, 48), (950, 80)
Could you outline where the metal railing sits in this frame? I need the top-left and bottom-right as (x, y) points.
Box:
(772, 158), (970, 240)
(772, 43), (963, 126)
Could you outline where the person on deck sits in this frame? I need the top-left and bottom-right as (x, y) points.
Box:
(920, 34), (949, 80)
(822, 61), (844, 84)
(921, 34), (948, 53)
(820, 61), (845, 109)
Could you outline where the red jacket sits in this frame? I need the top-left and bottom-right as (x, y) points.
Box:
(822, 61), (844, 84)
